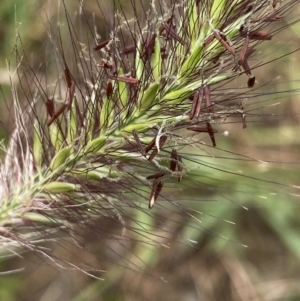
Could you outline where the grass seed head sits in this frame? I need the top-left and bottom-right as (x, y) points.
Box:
(0, 0), (299, 277)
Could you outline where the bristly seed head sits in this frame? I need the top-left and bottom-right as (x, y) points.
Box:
(1, 0), (300, 276)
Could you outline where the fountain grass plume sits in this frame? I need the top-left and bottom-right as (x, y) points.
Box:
(1, 0), (300, 276)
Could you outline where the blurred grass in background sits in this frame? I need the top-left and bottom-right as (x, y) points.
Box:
(1, 1), (300, 300)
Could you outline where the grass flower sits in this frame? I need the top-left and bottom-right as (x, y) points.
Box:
(1, 0), (300, 282)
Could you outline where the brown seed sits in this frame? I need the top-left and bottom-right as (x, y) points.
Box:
(45, 98), (55, 118)
(162, 22), (185, 45)
(213, 31), (235, 55)
(247, 75), (256, 88)
(106, 82), (113, 98)
(190, 89), (204, 120)
(132, 130), (146, 156)
(148, 148), (159, 161)
(264, 15), (284, 22)
(148, 135), (168, 161)
(121, 44), (136, 55)
(195, 89), (204, 117)
(158, 16), (173, 34)
(47, 103), (68, 127)
(247, 31), (272, 40)
(146, 173), (165, 180)
(115, 76), (139, 84)
(149, 181), (157, 209)
(240, 35), (249, 64)
(47, 82), (75, 126)
(187, 123), (217, 147)
(145, 137), (156, 154)
(155, 182), (163, 200)
(158, 135), (168, 149)
(189, 93), (197, 120)
(203, 34), (215, 47)
(170, 149), (177, 172)
(149, 180), (163, 209)
(204, 85), (212, 111)
(187, 125), (217, 133)
(170, 149), (183, 182)
(240, 59), (251, 75)
(206, 122), (217, 147)
(233, 47), (255, 72)
(93, 39), (111, 51)
(239, 55), (256, 88)
(64, 66), (72, 89)
(141, 33), (157, 59)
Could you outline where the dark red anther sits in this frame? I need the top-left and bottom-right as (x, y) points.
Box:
(47, 103), (68, 127)
(132, 130), (146, 156)
(148, 135), (168, 162)
(246, 31), (272, 40)
(146, 173), (165, 180)
(93, 39), (111, 51)
(206, 122), (217, 147)
(45, 98), (55, 118)
(106, 81), (113, 98)
(204, 85), (212, 112)
(141, 33), (157, 59)
(162, 22), (185, 45)
(170, 149), (177, 172)
(213, 31), (235, 55)
(64, 66), (72, 89)
(115, 76), (139, 84)
(121, 44), (136, 55)
(247, 75), (256, 88)
(187, 123), (217, 147)
(149, 180), (163, 209)
(190, 88), (204, 120)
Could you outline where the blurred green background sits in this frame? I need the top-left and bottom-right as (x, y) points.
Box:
(1, 1), (300, 301)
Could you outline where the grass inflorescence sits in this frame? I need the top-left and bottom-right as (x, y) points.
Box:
(1, 0), (300, 285)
